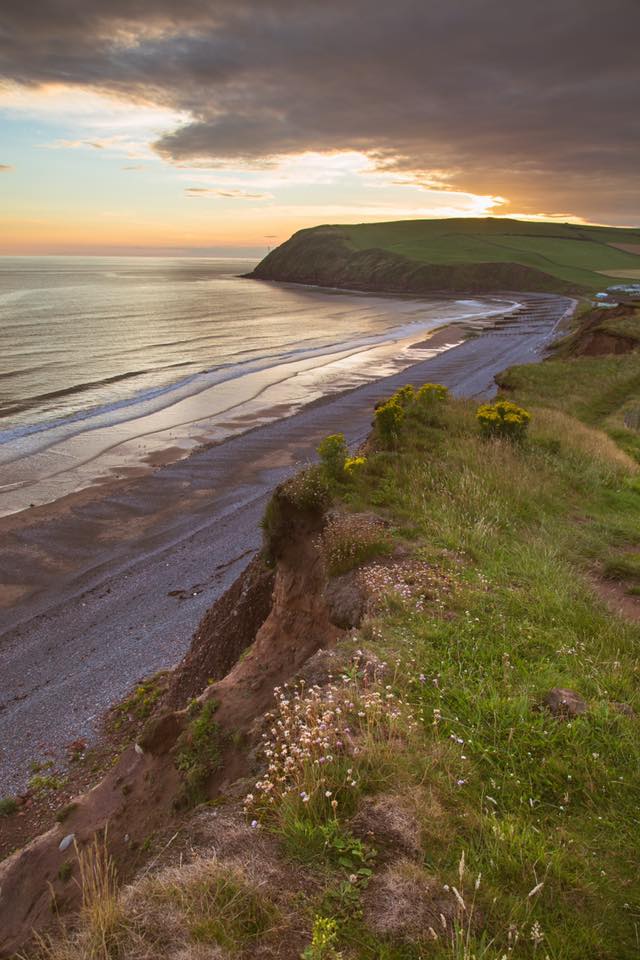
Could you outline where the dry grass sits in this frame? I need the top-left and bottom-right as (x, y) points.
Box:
(135, 859), (279, 952)
(27, 839), (282, 960)
(350, 791), (423, 860)
(27, 837), (134, 960)
(531, 406), (638, 477)
(363, 858), (457, 943)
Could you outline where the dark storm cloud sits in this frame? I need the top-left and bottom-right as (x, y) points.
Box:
(1, 0), (639, 221)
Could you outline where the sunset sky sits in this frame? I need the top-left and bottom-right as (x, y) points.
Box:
(1, 0), (638, 255)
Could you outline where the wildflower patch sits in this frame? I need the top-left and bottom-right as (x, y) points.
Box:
(244, 667), (418, 827)
(476, 398), (531, 442)
(320, 512), (392, 576)
(357, 558), (454, 615)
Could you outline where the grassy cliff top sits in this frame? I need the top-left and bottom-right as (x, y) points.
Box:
(251, 217), (640, 294)
(340, 217), (640, 291)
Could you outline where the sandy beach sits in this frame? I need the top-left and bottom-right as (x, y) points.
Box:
(0, 293), (573, 792)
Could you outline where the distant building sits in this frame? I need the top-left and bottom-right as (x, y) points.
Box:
(592, 290), (618, 307)
(606, 283), (640, 305)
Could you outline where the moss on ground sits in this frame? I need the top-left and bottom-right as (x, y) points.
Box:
(174, 699), (223, 808)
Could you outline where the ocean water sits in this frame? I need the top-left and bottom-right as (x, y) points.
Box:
(0, 257), (515, 512)
(0, 257), (511, 451)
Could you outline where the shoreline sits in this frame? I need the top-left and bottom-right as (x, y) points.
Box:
(0, 293), (573, 794)
(0, 323), (464, 546)
(0, 299), (510, 520)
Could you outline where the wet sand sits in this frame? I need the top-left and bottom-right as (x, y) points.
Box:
(0, 306), (499, 518)
(0, 293), (573, 792)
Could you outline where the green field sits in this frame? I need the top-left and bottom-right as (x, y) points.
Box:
(344, 218), (640, 290)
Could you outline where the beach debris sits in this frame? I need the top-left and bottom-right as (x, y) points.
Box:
(58, 834), (74, 852)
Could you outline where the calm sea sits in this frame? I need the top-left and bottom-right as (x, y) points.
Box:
(0, 256), (505, 467)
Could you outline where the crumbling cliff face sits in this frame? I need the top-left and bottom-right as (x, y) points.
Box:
(551, 304), (640, 358)
(0, 486), (342, 958)
(166, 556), (275, 710)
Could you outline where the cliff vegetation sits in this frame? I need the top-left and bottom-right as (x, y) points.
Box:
(1, 314), (640, 959)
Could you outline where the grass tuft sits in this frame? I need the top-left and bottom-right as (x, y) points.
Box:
(174, 698), (222, 808)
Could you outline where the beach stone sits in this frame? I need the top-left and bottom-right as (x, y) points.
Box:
(324, 571), (366, 629)
(58, 834), (75, 852)
(541, 688), (589, 719)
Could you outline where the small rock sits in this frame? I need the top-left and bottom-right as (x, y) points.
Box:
(297, 648), (340, 687)
(59, 834), (75, 852)
(541, 688), (589, 719)
(610, 701), (635, 718)
(134, 743), (144, 756)
(139, 713), (182, 755)
(324, 571), (366, 629)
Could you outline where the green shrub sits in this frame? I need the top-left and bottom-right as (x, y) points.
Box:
(344, 455), (367, 478)
(0, 796), (18, 816)
(393, 384), (416, 407)
(415, 382), (449, 425)
(175, 699), (222, 807)
(416, 382), (449, 404)
(110, 672), (166, 731)
(28, 773), (65, 794)
(280, 818), (375, 878)
(317, 434), (349, 483)
(374, 399), (405, 448)
(476, 398), (531, 442)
